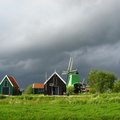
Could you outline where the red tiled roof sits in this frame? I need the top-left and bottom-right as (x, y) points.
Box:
(33, 84), (44, 88)
(86, 88), (90, 91)
(7, 76), (19, 87)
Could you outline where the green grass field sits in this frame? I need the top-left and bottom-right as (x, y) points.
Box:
(0, 93), (120, 120)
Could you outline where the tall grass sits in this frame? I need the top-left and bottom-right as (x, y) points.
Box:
(0, 93), (120, 119)
(3, 93), (120, 105)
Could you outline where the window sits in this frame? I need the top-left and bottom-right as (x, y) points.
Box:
(5, 81), (8, 86)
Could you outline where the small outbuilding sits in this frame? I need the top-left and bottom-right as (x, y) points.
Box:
(44, 72), (66, 95)
(32, 84), (44, 94)
(81, 83), (87, 92)
(0, 75), (20, 95)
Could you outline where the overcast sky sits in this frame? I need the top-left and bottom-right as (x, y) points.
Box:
(0, 0), (120, 88)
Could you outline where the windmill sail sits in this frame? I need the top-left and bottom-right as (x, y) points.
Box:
(67, 57), (73, 71)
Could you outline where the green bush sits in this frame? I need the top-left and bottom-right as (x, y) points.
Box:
(66, 86), (75, 95)
(113, 79), (120, 93)
(24, 84), (33, 94)
(89, 88), (96, 94)
(0, 94), (6, 99)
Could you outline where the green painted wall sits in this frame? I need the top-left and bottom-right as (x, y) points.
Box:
(33, 88), (44, 94)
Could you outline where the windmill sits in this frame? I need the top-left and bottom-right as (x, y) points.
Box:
(62, 57), (80, 86)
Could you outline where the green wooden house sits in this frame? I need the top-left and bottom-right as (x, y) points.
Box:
(0, 75), (20, 95)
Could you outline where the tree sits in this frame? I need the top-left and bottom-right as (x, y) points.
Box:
(87, 69), (117, 93)
(113, 79), (120, 92)
(24, 84), (33, 94)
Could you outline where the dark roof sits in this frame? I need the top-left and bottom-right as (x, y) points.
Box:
(44, 72), (66, 84)
(33, 84), (44, 88)
(7, 76), (19, 87)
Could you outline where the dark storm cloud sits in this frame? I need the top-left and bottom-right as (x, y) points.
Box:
(0, 0), (120, 88)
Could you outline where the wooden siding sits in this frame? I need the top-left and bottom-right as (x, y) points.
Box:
(0, 76), (20, 95)
(0, 77), (13, 95)
(33, 88), (44, 94)
(44, 73), (66, 95)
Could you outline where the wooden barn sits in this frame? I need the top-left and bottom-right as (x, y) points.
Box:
(44, 72), (66, 95)
(0, 75), (20, 95)
(32, 84), (44, 94)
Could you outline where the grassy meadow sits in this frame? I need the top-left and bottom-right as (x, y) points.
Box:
(0, 93), (120, 120)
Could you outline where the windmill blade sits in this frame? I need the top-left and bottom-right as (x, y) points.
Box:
(62, 72), (68, 75)
(82, 79), (85, 84)
(62, 71), (68, 75)
(67, 57), (73, 71)
(69, 58), (73, 71)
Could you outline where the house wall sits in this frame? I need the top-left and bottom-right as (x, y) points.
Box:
(0, 77), (13, 95)
(44, 74), (66, 95)
(33, 88), (44, 94)
(13, 87), (20, 95)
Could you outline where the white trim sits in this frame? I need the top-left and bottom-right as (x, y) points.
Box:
(44, 72), (66, 85)
(7, 76), (14, 87)
(33, 84), (34, 94)
(32, 84), (34, 88)
(0, 75), (7, 85)
(0, 75), (13, 87)
(0, 75), (19, 88)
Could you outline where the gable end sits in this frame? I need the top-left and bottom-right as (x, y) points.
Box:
(0, 75), (19, 87)
(44, 72), (66, 85)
